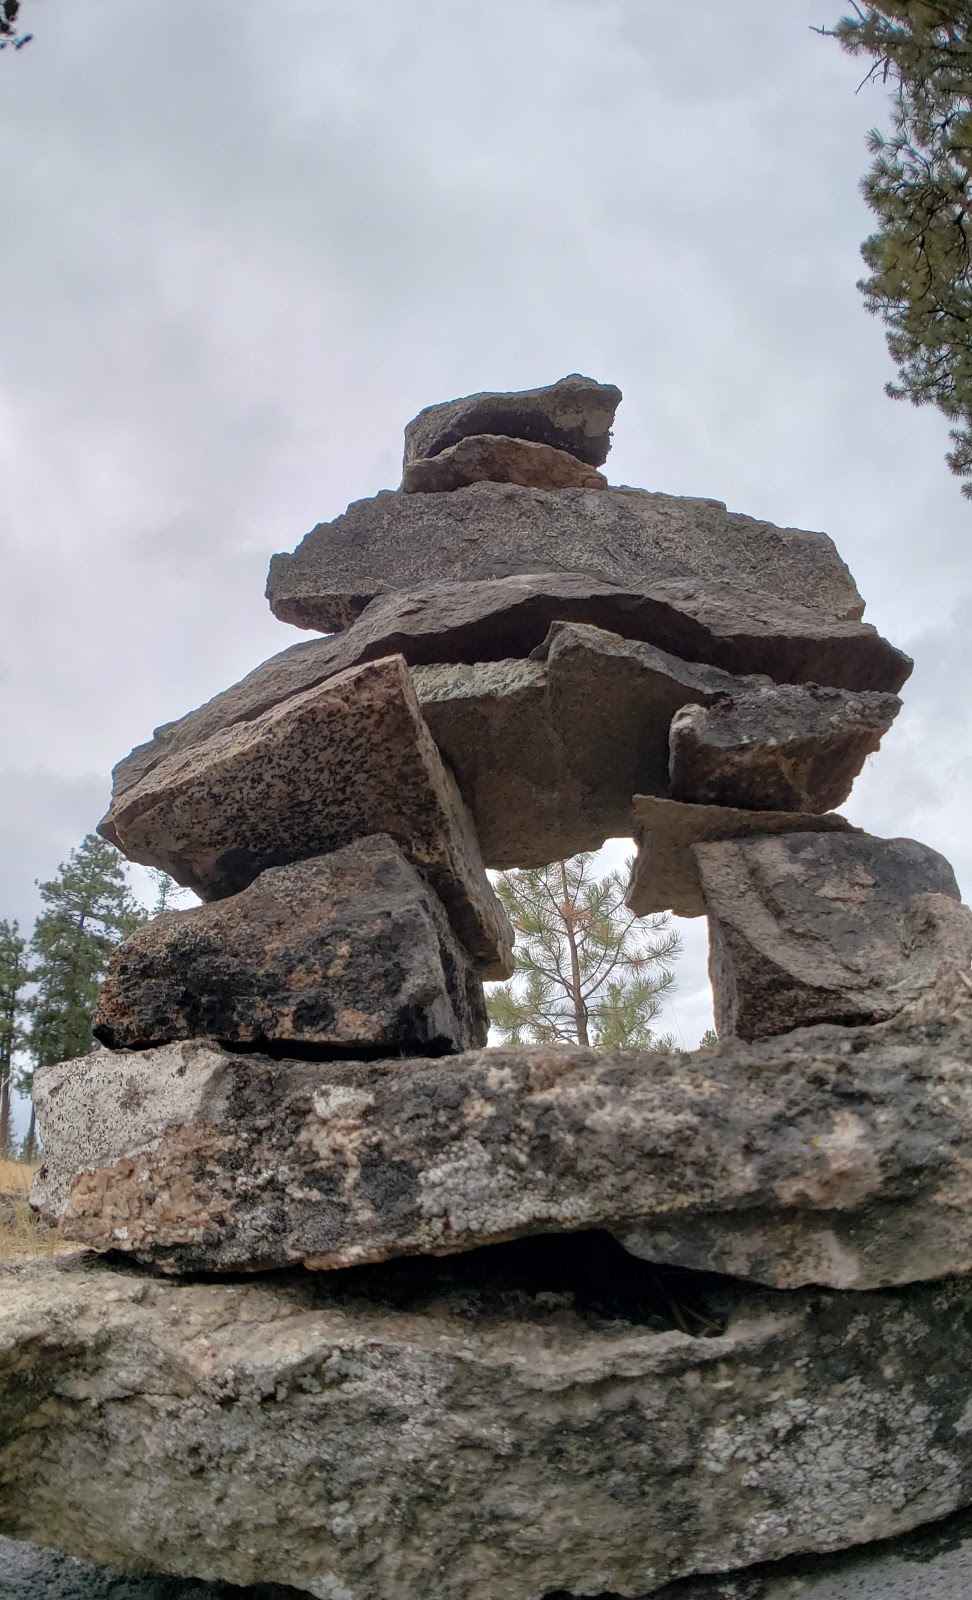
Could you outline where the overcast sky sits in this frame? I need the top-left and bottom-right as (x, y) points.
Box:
(2, 0), (970, 1098)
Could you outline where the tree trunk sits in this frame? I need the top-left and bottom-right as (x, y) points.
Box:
(0, 1071), (10, 1159)
(559, 861), (590, 1047)
(23, 1102), (36, 1164)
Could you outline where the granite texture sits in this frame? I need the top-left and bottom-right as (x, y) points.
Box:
(266, 482), (865, 632)
(697, 832), (972, 1039)
(626, 794), (856, 917)
(5, 1251), (972, 1598)
(108, 576), (910, 815)
(669, 681), (900, 812)
(401, 372), (622, 468)
(30, 972), (972, 1289)
(98, 656), (513, 980)
(92, 839), (487, 1056)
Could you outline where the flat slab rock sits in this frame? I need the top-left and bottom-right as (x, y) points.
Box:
(7, 1511), (972, 1600)
(107, 576), (910, 816)
(402, 433), (607, 493)
(5, 1254), (972, 1600)
(669, 682), (899, 813)
(99, 656), (513, 980)
(402, 372), (622, 468)
(266, 482), (865, 632)
(93, 838), (486, 1056)
(626, 795), (857, 918)
(32, 971), (972, 1290)
(698, 832), (972, 1040)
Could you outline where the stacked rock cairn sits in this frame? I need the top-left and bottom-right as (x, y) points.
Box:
(5, 375), (972, 1600)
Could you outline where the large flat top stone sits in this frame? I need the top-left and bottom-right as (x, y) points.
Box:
(108, 574), (911, 813)
(99, 656), (514, 979)
(266, 483), (865, 632)
(5, 1251), (972, 1598)
(32, 971), (972, 1292)
(402, 373), (622, 468)
(626, 794), (856, 917)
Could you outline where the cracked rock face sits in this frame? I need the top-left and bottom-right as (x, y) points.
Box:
(4, 1252), (972, 1600)
(415, 625), (894, 868)
(98, 655), (513, 980)
(31, 973), (972, 1290)
(697, 832), (972, 1039)
(626, 795), (856, 918)
(265, 482), (865, 633)
(669, 682), (900, 813)
(106, 576), (910, 819)
(92, 839), (486, 1056)
(402, 433), (608, 492)
(401, 372), (622, 468)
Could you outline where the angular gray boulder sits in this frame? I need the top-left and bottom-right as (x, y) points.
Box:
(669, 681), (900, 812)
(99, 655), (514, 980)
(415, 622), (745, 866)
(402, 372), (622, 468)
(32, 972), (972, 1290)
(626, 794), (856, 917)
(266, 482), (865, 632)
(402, 433), (607, 492)
(92, 838), (486, 1056)
(5, 1253), (972, 1599)
(415, 626), (892, 865)
(697, 832), (972, 1039)
(106, 576), (911, 816)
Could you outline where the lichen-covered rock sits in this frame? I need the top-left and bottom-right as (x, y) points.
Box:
(402, 372), (622, 468)
(626, 795), (856, 917)
(30, 973), (972, 1289)
(5, 1252), (972, 1599)
(108, 577), (911, 817)
(92, 839), (486, 1056)
(669, 682), (900, 812)
(266, 482), (865, 632)
(697, 832), (972, 1039)
(98, 656), (513, 980)
(402, 433), (607, 492)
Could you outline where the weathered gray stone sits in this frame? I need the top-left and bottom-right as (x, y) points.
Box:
(669, 682), (900, 812)
(108, 576), (911, 814)
(99, 656), (514, 980)
(31, 972), (972, 1289)
(415, 622), (753, 867)
(5, 1254), (972, 1600)
(649, 1505), (972, 1600)
(266, 482), (865, 632)
(92, 839), (486, 1056)
(416, 627), (896, 865)
(402, 433), (607, 493)
(697, 832), (972, 1040)
(402, 372), (622, 468)
(626, 795), (856, 918)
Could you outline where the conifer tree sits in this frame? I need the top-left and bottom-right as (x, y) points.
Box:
(20, 835), (146, 1157)
(487, 853), (680, 1049)
(824, 4), (972, 495)
(0, 920), (27, 1159)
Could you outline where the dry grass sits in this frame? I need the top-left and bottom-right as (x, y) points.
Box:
(0, 1157), (70, 1262)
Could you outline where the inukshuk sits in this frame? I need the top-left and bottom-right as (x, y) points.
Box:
(6, 375), (972, 1600)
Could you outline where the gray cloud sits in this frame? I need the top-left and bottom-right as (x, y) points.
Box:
(1, 0), (969, 1048)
